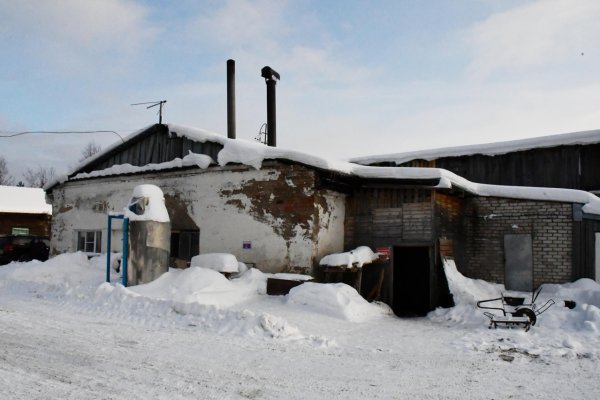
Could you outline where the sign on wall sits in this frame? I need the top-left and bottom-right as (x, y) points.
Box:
(243, 241), (252, 249)
(12, 227), (30, 235)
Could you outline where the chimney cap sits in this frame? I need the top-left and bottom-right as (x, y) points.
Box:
(261, 66), (280, 81)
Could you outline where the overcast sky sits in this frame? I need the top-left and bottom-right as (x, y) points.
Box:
(1, 0), (599, 180)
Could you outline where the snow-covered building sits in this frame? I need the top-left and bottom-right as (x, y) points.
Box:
(45, 124), (600, 316)
(350, 128), (600, 193)
(45, 124), (346, 274)
(0, 185), (52, 236)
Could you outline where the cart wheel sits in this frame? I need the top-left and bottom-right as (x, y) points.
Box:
(514, 308), (537, 326)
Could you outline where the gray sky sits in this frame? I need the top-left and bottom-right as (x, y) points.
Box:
(1, 0), (599, 180)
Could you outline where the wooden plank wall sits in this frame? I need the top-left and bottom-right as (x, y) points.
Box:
(345, 188), (433, 249)
(81, 125), (223, 174)
(573, 218), (600, 280)
(0, 213), (52, 237)
(401, 144), (600, 192)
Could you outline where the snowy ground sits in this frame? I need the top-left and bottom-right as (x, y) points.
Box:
(1, 254), (599, 399)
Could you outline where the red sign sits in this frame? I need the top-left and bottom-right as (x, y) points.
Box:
(376, 247), (391, 260)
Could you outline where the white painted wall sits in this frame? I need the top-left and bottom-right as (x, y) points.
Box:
(315, 190), (346, 262)
(49, 165), (345, 274)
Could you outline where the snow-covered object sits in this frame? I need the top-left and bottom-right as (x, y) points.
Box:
(124, 184), (170, 222)
(349, 128), (600, 166)
(286, 282), (390, 322)
(130, 267), (237, 306)
(190, 253), (239, 273)
(0, 185), (52, 214)
(319, 246), (378, 268)
(271, 273), (313, 281)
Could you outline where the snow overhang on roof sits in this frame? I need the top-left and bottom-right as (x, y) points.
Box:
(0, 185), (52, 215)
(45, 123), (600, 216)
(349, 128), (600, 166)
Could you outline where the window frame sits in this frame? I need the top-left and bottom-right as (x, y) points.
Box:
(76, 230), (103, 254)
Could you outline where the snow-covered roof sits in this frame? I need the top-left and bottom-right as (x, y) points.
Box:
(349, 128), (600, 166)
(0, 185), (52, 215)
(46, 124), (600, 215)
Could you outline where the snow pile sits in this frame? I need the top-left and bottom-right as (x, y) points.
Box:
(93, 282), (329, 343)
(0, 252), (99, 288)
(130, 266), (257, 307)
(0, 254), (331, 345)
(124, 184), (170, 222)
(443, 257), (504, 304)
(0, 185), (52, 214)
(286, 282), (391, 322)
(190, 253), (239, 273)
(319, 246), (379, 268)
(431, 258), (600, 359)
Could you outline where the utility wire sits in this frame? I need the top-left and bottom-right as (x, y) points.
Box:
(0, 130), (126, 143)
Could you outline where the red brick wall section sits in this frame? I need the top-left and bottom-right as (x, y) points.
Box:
(461, 197), (572, 288)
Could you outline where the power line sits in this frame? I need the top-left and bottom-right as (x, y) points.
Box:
(0, 130), (126, 143)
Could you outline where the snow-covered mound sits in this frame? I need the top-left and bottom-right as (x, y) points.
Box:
(190, 253), (239, 273)
(0, 252), (100, 288)
(130, 267), (237, 306)
(443, 257), (504, 304)
(286, 282), (391, 322)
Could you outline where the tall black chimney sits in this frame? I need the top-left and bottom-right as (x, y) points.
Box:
(227, 59), (236, 139)
(261, 66), (280, 147)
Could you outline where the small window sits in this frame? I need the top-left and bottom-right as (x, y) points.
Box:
(77, 231), (102, 254)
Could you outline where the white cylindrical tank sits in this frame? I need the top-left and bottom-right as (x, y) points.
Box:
(125, 185), (171, 286)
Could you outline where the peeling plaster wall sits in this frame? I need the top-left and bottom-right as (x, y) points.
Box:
(315, 190), (346, 267)
(49, 163), (345, 274)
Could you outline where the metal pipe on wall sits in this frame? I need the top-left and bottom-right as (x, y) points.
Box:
(227, 59), (236, 139)
(261, 66), (280, 147)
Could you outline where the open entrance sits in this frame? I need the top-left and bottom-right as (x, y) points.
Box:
(170, 230), (200, 268)
(393, 246), (431, 317)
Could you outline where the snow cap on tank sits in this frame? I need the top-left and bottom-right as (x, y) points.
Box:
(125, 184), (170, 222)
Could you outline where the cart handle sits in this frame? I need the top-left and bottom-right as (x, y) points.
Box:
(532, 299), (555, 316)
(476, 297), (507, 316)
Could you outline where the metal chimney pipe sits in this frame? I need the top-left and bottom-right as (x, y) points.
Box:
(261, 66), (280, 147)
(227, 59), (236, 139)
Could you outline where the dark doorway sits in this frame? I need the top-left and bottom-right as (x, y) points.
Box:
(170, 230), (200, 267)
(393, 246), (431, 316)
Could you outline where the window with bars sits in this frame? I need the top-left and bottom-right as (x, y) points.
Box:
(77, 231), (102, 254)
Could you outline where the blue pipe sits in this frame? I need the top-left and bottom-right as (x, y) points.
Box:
(122, 217), (129, 287)
(106, 216), (112, 283)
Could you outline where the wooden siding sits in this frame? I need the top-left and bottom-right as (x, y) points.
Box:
(401, 143), (600, 192)
(345, 188), (433, 249)
(434, 191), (465, 267)
(78, 125), (223, 175)
(572, 218), (600, 280)
(0, 212), (52, 237)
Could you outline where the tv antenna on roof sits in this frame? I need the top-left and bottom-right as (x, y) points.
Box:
(131, 100), (167, 124)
